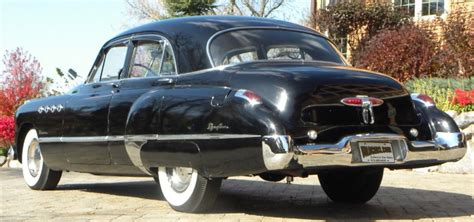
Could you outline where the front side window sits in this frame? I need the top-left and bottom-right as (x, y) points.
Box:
(129, 40), (176, 78)
(100, 45), (128, 82)
(88, 45), (128, 83)
(209, 29), (345, 67)
(422, 0), (444, 16)
(394, 0), (415, 17)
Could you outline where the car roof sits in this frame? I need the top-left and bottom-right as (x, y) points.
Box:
(115, 15), (319, 40)
(107, 16), (324, 73)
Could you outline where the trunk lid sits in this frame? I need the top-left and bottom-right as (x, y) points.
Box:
(228, 61), (421, 140)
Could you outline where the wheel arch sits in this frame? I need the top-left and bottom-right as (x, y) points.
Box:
(15, 122), (35, 163)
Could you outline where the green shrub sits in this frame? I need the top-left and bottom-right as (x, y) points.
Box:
(405, 77), (474, 112)
(0, 148), (6, 157)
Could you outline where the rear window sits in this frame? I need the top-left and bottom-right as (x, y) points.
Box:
(209, 29), (345, 66)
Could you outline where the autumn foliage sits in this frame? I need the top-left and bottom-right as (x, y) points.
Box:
(356, 25), (438, 82)
(0, 48), (44, 117)
(0, 48), (44, 148)
(0, 116), (15, 148)
(437, 6), (474, 78)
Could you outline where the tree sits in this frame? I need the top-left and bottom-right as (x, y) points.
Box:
(0, 116), (15, 149)
(223, 0), (286, 17)
(356, 25), (439, 82)
(126, 0), (216, 21)
(126, 0), (165, 21)
(436, 6), (473, 78)
(310, 2), (411, 64)
(0, 48), (44, 117)
(125, 0), (287, 21)
(166, 0), (216, 17)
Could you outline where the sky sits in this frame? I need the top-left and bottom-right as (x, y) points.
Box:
(1, 0), (310, 83)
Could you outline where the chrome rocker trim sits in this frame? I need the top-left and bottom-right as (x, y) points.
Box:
(262, 132), (466, 170)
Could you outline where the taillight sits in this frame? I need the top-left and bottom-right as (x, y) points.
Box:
(235, 89), (262, 106)
(411, 93), (435, 107)
(341, 96), (384, 107)
(368, 98), (384, 106)
(341, 97), (363, 106)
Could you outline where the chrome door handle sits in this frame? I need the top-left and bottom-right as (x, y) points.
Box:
(153, 78), (174, 86)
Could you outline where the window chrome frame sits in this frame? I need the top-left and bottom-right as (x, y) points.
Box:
(86, 33), (179, 84)
(86, 37), (131, 84)
(205, 26), (347, 68)
(127, 34), (179, 78)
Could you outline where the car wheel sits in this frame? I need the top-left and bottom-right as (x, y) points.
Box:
(158, 166), (221, 213)
(318, 168), (383, 203)
(22, 129), (62, 190)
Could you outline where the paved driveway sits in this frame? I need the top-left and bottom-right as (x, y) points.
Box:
(1, 168), (473, 221)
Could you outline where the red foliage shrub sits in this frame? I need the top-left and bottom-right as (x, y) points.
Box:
(437, 6), (473, 78)
(0, 116), (15, 148)
(451, 89), (474, 106)
(0, 48), (44, 117)
(356, 25), (438, 82)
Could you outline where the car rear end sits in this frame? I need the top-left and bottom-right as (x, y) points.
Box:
(250, 67), (467, 173)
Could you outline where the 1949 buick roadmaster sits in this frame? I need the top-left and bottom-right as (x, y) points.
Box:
(13, 16), (466, 212)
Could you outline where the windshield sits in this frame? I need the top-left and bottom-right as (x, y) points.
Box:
(208, 29), (346, 67)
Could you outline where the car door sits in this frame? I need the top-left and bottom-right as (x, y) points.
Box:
(108, 35), (178, 165)
(63, 41), (131, 165)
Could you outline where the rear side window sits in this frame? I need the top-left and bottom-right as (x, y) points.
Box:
(129, 40), (176, 78)
(130, 41), (164, 78)
(160, 44), (176, 75)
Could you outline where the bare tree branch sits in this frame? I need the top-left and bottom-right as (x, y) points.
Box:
(239, 0), (285, 17)
(230, 0), (244, 15)
(264, 0), (284, 17)
(126, 0), (166, 21)
(242, 0), (261, 16)
(259, 0), (267, 17)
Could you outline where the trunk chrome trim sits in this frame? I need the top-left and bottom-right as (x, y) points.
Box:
(38, 134), (261, 143)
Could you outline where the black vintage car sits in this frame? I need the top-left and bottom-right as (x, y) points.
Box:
(14, 16), (466, 212)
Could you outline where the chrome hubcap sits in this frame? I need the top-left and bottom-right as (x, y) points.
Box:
(165, 167), (193, 192)
(27, 140), (42, 177)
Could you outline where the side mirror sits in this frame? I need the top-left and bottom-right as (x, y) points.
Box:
(68, 69), (78, 79)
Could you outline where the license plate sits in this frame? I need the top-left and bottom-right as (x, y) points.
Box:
(359, 142), (395, 163)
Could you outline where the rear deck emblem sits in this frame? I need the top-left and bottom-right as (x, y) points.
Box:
(341, 96), (383, 124)
(207, 123), (229, 132)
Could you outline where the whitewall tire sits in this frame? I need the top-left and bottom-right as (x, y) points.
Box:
(21, 129), (62, 190)
(158, 166), (221, 212)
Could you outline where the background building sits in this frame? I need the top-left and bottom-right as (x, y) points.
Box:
(310, 0), (474, 57)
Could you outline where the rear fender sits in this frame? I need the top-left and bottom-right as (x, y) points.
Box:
(124, 86), (286, 177)
(412, 98), (464, 149)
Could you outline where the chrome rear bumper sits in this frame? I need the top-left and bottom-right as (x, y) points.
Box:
(262, 132), (466, 170)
